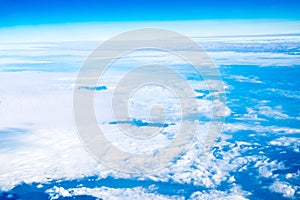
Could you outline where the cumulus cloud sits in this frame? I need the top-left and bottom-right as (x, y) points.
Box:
(270, 181), (296, 198)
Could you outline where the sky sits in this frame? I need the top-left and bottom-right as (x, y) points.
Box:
(1, 0), (300, 27)
(0, 0), (300, 43)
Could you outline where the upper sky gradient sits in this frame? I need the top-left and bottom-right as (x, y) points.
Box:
(1, 0), (300, 27)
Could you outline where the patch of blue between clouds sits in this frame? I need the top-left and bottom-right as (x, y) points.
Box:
(78, 85), (107, 91)
(1, 176), (205, 200)
(108, 119), (172, 128)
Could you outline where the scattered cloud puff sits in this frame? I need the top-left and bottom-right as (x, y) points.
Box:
(269, 181), (296, 198)
(190, 185), (249, 200)
(266, 88), (300, 100)
(230, 99), (299, 122)
(226, 75), (263, 84)
(254, 158), (285, 178)
(258, 106), (291, 120)
(269, 137), (300, 152)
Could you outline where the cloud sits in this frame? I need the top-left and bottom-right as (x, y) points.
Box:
(226, 75), (263, 84)
(223, 123), (300, 134)
(266, 88), (300, 100)
(269, 181), (296, 198)
(258, 106), (291, 120)
(1, 33), (300, 72)
(46, 186), (182, 200)
(269, 137), (300, 152)
(0, 127), (110, 191)
(190, 186), (249, 200)
(209, 51), (300, 67)
(0, 28), (299, 198)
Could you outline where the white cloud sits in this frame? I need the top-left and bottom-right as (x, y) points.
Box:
(0, 128), (109, 191)
(1, 31), (300, 71)
(254, 159), (285, 178)
(266, 88), (300, 100)
(269, 137), (300, 152)
(270, 181), (296, 198)
(209, 51), (300, 67)
(47, 186), (183, 200)
(256, 105), (291, 120)
(190, 185), (249, 200)
(226, 75), (263, 84)
(0, 58), (53, 65)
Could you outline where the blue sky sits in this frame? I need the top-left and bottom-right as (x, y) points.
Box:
(1, 0), (300, 27)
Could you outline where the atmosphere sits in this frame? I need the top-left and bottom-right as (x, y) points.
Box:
(1, 0), (300, 27)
